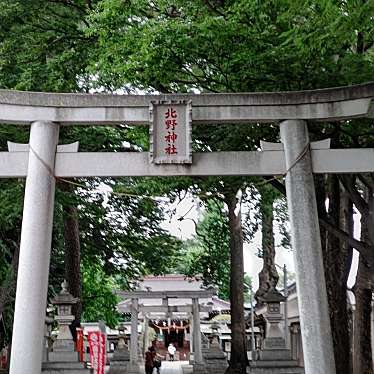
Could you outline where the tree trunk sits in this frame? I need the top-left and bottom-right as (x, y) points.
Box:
(353, 257), (373, 374)
(0, 245), (20, 318)
(341, 189), (354, 374)
(255, 193), (278, 303)
(63, 204), (82, 320)
(352, 195), (374, 374)
(316, 174), (352, 374)
(59, 181), (82, 320)
(325, 176), (352, 374)
(225, 192), (247, 374)
(0, 244), (20, 349)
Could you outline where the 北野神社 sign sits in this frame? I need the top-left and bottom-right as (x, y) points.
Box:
(149, 100), (192, 164)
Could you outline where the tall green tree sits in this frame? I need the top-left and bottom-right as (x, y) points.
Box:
(0, 0), (185, 338)
(175, 199), (231, 300)
(255, 186), (281, 303)
(86, 1), (374, 372)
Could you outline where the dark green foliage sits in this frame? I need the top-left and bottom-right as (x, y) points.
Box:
(87, 0), (374, 94)
(0, 0), (95, 92)
(0, 0), (373, 370)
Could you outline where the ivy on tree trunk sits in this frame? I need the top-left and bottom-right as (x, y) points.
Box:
(60, 182), (82, 321)
(255, 190), (279, 304)
(225, 192), (247, 374)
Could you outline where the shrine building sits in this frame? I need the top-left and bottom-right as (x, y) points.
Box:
(117, 274), (231, 360)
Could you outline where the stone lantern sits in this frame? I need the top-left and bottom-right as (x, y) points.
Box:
(108, 323), (130, 374)
(201, 321), (227, 374)
(117, 323), (128, 350)
(258, 287), (286, 351)
(210, 321), (220, 346)
(210, 321), (219, 335)
(50, 280), (78, 354)
(249, 288), (303, 373)
(43, 282), (91, 373)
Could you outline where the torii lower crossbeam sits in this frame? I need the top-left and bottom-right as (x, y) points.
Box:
(1, 148), (374, 178)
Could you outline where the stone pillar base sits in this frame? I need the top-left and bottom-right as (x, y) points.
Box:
(181, 363), (194, 374)
(126, 363), (140, 374)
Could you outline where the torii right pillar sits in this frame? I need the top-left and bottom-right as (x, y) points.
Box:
(280, 120), (336, 374)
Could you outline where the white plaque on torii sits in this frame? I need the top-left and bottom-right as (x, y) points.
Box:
(149, 100), (192, 164)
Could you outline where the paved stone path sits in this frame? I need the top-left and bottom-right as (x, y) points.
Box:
(154, 360), (189, 374)
(104, 360), (190, 374)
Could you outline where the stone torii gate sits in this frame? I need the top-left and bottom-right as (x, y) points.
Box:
(117, 289), (216, 369)
(0, 82), (374, 374)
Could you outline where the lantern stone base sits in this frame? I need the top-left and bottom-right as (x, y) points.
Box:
(42, 360), (93, 374)
(248, 358), (304, 373)
(108, 347), (131, 374)
(248, 361), (304, 374)
(202, 340), (228, 374)
(258, 348), (292, 361)
(42, 350), (92, 373)
(263, 337), (286, 350)
(53, 339), (76, 352)
(48, 351), (80, 362)
(249, 349), (304, 374)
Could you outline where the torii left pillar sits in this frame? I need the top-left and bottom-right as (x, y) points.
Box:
(10, 121), (59, 374)
(129, 298), (139, 371)
(192, 298), (203, 365)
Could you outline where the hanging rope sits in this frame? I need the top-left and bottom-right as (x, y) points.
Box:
(151, 323), (190, 332)
(28, 142), (311, 200)
(29, 145), (166, 200)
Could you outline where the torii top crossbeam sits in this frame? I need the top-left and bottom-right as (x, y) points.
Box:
(117, 289), (217, 299)
(0, 82), (373, 125)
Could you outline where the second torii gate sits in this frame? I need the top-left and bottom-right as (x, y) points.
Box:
(0, 82), (374, 374)
(117, 289), (216, 368)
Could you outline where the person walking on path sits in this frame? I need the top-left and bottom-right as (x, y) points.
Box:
(168, 343), (176, 361)
(153, 348), (163, 374)
(145, 346), (156, 374)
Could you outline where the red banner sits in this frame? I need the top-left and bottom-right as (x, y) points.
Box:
(88, 331), (106, 374)
(1, 347), (7, 369)
(76, 328), (84, 362)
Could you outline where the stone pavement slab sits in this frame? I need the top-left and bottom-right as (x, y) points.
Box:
(153, 361), (189, 374)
